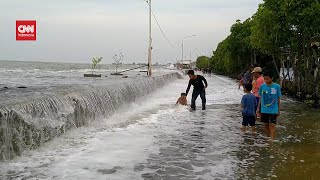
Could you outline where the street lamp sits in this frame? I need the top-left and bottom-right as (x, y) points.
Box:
(181, 35), (197, 62)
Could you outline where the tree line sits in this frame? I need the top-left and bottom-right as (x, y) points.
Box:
(197, 0), (320, 107)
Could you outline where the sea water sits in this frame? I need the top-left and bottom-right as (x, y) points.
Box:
(1, 61), (320, 179)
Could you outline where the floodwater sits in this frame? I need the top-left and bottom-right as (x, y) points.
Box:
(1, 74), (320, 180)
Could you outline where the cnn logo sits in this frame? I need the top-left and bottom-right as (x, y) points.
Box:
(18, 25), (34, 33)
(16, 20), (36, 41)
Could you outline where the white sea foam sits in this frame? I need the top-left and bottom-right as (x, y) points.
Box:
(0, 74), (272, 179)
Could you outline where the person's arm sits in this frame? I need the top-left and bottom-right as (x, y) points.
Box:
(257, 87), (262, 116)
(202, 76), (208, 88)
(256, 98), (261, 116)
(277, 85), (282, 117)
(241, 97), (244, 109)
(186, 81), (191, 95)
(240, 79), (244, 88)
(277, 98), (281, 117)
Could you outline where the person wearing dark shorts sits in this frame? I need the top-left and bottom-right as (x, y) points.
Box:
(257, 71), (282, 141)
(241, 83), (257, 133)
(261, 114), (278, 124)
(186, 70), (208, 110)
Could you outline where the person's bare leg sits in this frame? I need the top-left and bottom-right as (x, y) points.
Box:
(269, 123), (276, 140)
(264, 123), (270, 137)
(256, 114), (261, 122)
(241, 126), (247, 132)
(251, 126), (256, 133)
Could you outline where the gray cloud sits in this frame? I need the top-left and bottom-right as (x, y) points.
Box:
(0, 0), (262, 64)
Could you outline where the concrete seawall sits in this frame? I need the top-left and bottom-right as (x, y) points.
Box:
(0, 73), (182, 161)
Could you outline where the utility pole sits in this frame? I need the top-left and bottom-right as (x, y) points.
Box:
(147, 0), (152, 77)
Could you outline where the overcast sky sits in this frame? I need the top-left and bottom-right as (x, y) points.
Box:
(0, 0), (262, 64)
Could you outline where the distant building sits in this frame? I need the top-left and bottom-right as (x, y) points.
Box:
(190, 62), (197, 69)
(176, 60), (192, 69)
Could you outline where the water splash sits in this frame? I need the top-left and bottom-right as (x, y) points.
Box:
(0, 73), (180, 161)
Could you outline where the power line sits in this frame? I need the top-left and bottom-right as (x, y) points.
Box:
(143, 0), (176, 48)
(151, 10), (176, 48)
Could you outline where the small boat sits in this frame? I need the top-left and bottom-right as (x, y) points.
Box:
(84, 74), (102, 77)
(110, 73), (123, 76)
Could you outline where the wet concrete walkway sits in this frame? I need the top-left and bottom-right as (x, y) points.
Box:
(1, 74), (320, 180)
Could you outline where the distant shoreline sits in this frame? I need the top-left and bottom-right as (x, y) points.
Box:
(0, 59), (151, 66)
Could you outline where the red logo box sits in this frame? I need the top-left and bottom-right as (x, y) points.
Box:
(16, 20), (37, 41)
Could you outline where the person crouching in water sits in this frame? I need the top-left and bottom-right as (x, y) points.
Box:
(176, 93), (188, 106)
(186, 70), (208, 110)
(257, 71), (282, 141)
(241, 83), (257, 133)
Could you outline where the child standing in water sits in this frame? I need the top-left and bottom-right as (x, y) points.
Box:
(241, 84), (257, 133)
(257, 71), (282, 141)
(176, 93), (188, 106)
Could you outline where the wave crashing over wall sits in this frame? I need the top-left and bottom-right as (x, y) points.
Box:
(0, 73), (181, 161)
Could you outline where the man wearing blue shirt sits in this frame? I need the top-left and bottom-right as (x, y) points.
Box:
(257, 71), (282, 141)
